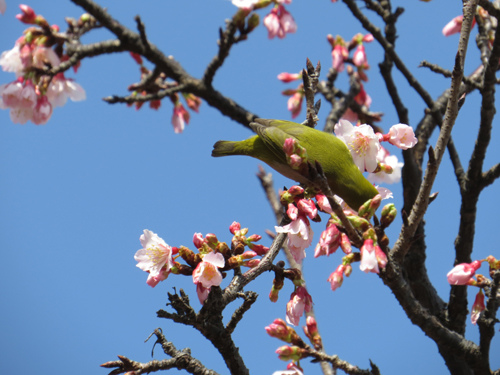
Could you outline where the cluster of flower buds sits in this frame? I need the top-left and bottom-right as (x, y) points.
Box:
(127, 52), (201, 133)
(446, 256), (499, 325)
(134, 222), (268, 304)
(0, 5), (86, 125)
(335, 119), (418, 185)
(315, 193), (397, 291)
(266, 316), (323, 373)
(328, 33), (373, 73)
(232, 0), (297, 40)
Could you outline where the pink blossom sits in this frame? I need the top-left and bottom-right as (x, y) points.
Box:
(286, 286), (312, 326)
(332, 43), (348, 72)
(193, 232), (205, 249)
(368, 147), (403, 185)
(171, 102), (189, 133)
(196, 283), (210, 304)
(263, 8), (280, 38)
(315, 194), (333, 214)
(447, 260), (482, 285)
(264, 5), (297, 39)
(353, 44), (367, 68)
(32, 95), (52, 125)
(327, 264), (345, 291)
(272, 363), (304, 375)
(134, 230), (175, 278)
(314, 223), (340, 257)
(471, 290), (485, 325)
(275, 216), (313, 264)
(278, 72), (301, 83)
(46, 74), (86, 108)
(32, 46), (60, 69)
(334, 119), (380, 172)
(0, 0), (6, 15)
(0, 44), (23, 75)
(286, 203), (298, 221)
(231, 0), (260, 10)
(192, 251), (225, 304)
(381, 124), (418, 149)
(146, 267), (170, 288)
(287, 91), (303, 118)
(1, 79), (36, 109)
(359, 238), (379, 273)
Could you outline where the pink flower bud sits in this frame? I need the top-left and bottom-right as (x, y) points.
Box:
(327, 264), (344, 291)
(193, 232), (205, 249)
(288, 185), (304, 196)
(297, 199), (317, 220)
(277, 72), (301, 83)
(287, 203), (299, 221)
(16, 4), (36, 24)
(340, 233), (352, 254)
(447, 260), (482, 285)
(229, 221), (241, 235)
(471, 290), (485, 325)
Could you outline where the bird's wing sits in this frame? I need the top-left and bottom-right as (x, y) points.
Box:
(249, 121), (295, 164)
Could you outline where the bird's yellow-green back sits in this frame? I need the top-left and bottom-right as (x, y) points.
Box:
(212, 118), (378, 210)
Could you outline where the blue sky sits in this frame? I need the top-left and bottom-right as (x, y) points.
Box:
(1, 1), (499, 374)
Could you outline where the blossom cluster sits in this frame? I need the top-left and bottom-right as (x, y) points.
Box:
(446, 256), (499, 325)
(334, 119), (417, 185)
(232, 0), (297, 40)
(267, 316), (323, 373)
(134, 222), (267, 304)
(0, 5), (86, 125)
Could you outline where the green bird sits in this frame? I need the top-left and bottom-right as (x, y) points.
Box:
(212, 118), (378, 210)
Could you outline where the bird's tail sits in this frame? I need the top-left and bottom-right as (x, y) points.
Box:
(212, 141), (239, 157)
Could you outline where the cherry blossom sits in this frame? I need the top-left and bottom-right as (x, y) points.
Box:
(0, 0), (6, 15)
(32, 95), (53, 125)
(334, 119), (380, 173)
(471, 290), (485, 325)
(447, 260), (482, 285)
(352, 44), (367, 68)
(231, 0), (260, 10)
(385, 123), (418, 150)
(359, 238), (379, 273)
(286, 286), (312, 326)
(134, 230), (175, 278)
(368, 147), (404, 185)
(272, 363), (304, 375)
(275, 216), (313, 264)
(314, 223), (340, 257)
(171, 102), (190, 133)
(192, 251), (225, 304)
(264, 5), (297, 39)
(46, 74), (86, 107)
